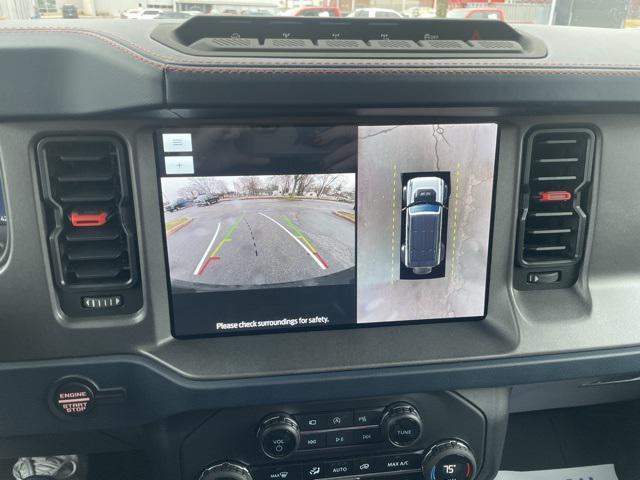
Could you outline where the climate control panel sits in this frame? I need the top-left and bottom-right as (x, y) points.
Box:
(181, 393), (487, 480)
(200, 445), (477, 480)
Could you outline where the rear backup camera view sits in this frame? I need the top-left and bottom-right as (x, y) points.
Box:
(357, 124), (498, 324)
(162, 174), (356, 290)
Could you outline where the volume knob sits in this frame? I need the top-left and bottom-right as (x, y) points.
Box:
(257, 414), (300, 459)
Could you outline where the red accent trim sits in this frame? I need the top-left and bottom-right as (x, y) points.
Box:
(70, 211), (109, 227)
(466, 463), (472, 479)
(538, 191), (572, 202)
(314, 252), (329, 269)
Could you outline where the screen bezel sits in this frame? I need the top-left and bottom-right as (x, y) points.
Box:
(154, 123), (500, 339)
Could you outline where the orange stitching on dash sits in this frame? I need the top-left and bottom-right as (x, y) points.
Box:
(0, 27), (165, 70)
(164, 65), (640, 77)
(2, 27), (640, 76)
(3, 25), (640, 70)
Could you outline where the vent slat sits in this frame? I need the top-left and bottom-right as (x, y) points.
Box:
(71, 261), (125, 281)
(66, 242), (124, 261)
(527, 228), (572, 235)
(65, 225), (121, 242)
(57, 183), (116, 203)
(529, 211), (574, 218)
(525, 245), (568, 252)
(539, 139), (578, 145)
(535, 175), (578, 182)
(58, 155), (107, 162)
(538, 157), (579, 164)
(57, 162), (114, 183)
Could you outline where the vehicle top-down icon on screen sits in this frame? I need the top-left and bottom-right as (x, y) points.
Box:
(401, 176), (448, 276)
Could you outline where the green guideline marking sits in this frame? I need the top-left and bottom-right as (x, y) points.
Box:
(283, 216), (303, 236)
(197, 216), (244, 275)
(211, 217), (243, 257)
(282, 216), (319, 254)
(224, 216), (243, 240)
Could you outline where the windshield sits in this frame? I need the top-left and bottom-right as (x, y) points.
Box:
(1, 0), (637, 29)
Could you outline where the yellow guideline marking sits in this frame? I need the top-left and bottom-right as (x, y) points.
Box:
(210, 238), (230, 258)
(283, 215), (322, 256)
(210, 217), (243, 258)
(391, 163), (398, 284)
(450, 162), (461, 279)
(299, 235), (317, 253)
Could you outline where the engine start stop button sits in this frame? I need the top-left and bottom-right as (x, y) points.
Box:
(52, 380), (96, 417)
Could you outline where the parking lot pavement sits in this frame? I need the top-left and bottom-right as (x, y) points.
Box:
(165, 198), (355, 288)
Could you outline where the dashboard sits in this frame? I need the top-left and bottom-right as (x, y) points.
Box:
(1, 16), (640, 480)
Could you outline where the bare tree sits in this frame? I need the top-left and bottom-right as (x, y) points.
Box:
(314, 174), (340, 197)
(187, 177), (226, 196)
(290, 175), (316, 196)
(237, 176), (262, 196)
(298, 175), (316, 196)
(270, 175), (292, 195)
(291, 175), (302, 196)
(177, 185), (198, 199)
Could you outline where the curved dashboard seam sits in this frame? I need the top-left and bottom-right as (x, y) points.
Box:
(5, 344), (640, 388)
(3, 27), (640, 72)
(164, 66), (640, 76)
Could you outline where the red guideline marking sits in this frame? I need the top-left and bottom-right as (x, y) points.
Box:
(197, 257), (219, 276)
(313, 252), (329, 269)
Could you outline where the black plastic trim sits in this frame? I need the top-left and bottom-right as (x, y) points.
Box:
(3, 346), (640, 438)
(151, 17), (546, 59)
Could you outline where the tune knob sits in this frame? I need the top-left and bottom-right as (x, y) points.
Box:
(257, 414), (300, 459)
(381, 403), (423, 447)
(200, 462), (252, 480)
(422, 440), (477, 480)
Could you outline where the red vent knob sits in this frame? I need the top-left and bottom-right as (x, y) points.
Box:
(69, 211), (109, 227)
(538, 191), (572, 203)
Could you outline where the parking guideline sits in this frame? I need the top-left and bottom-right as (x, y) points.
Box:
(196, 217), (243, 275)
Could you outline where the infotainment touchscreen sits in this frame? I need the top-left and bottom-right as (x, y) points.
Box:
(156, 124), (498, 338)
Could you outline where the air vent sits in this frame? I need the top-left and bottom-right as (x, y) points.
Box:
(37, 137), (142, 316)
(263, 38), (315, 49)
(369, 39), (418, 49)
(317, 39), (367, 49)
(418, 39), (471, 50)
(207, 37), (259, 48)
(468, 40), (523, 53)
(515, 128), (596, 289)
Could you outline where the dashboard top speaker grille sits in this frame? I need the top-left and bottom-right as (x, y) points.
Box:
(151, 16), (546, 59)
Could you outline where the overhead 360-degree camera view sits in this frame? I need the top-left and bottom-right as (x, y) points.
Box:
(357, 124), (498, 324)
(162, 174), (356, 290)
